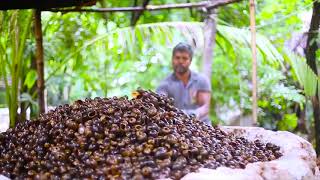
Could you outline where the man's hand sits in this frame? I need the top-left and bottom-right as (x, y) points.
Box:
(181, 90), (211, 120)
(182, 109), (200, 119)
(189, 109), (200, 119)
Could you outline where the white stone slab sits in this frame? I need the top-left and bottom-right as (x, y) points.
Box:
(181, 126), (320, 180)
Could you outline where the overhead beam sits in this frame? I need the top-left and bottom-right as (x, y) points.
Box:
(207, 0), (241, 9)
(0, 0), (96, 10)
(46, 0), (241, 13)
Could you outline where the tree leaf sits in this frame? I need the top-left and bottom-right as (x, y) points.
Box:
(24, 70), (37, 89)
(277, 113), (298, 131)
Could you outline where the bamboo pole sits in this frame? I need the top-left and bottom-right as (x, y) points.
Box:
(249, 0), (257, 125)
(34, 9), (45, 113)
(46, 0), (241, 13)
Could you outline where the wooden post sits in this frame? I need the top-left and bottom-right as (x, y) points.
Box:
(249, 0), (257, 125)
(34, 9), (45, 113)
(202, 8), (217, 79)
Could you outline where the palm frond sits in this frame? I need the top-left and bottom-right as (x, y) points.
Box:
(285, 50), (319, 97)
(47, 21), (285, 79)
(0, 10), (33, 126)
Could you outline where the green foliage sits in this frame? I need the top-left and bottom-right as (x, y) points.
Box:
(24, 70), (37, 89)
(0, 91), (6, 107)
(239, 63), (305, 130)
(0, 10), (33, 127)
(285, 51), (320, 98)
(277, 113), (298, 131)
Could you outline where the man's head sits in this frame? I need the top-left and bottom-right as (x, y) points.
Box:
(172, 42), (193, 75)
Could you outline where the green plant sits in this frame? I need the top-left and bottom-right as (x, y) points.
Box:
(277, 113), (298, 131)
(0, 10), (34, 127)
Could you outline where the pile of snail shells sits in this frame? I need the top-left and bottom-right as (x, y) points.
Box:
(0, 89), (282, 180)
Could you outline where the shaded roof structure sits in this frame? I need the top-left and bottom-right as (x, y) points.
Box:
(0, 0), (97, 10)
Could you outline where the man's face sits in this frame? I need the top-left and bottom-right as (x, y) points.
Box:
(172, 51), (191, 75)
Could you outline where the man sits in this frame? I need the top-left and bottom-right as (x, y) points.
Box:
(156, 42), (212, 126)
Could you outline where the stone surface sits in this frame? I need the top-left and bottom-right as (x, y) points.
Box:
(0, 175), (9, 180)
(0, 108), (9, 133)
(181, 126), (320, 180)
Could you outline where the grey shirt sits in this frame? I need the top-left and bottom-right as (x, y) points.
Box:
(156, 71), (212, 125)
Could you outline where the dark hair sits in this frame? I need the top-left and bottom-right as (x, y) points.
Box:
(172, 42), (193, 59)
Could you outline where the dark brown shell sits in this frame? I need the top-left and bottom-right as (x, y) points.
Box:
(0, 89), (282, 180)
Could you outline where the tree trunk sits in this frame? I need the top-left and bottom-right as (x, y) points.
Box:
(295, 103), (308, 134)
(202, 8), (217, 79)
(312, 96), (320, 155)
(131, 0), (151, 26)
(29, 55), (38, 119)
(34, 9), (45, 114)
(18, 57), (34, 123)
(19, 95), (27, 123)
(304, 1), (320, 156)
(187, 0), (194, 17)
(98, 0), (108, 21)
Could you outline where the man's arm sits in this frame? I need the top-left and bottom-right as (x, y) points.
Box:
(195, 91), (211, 119)
(156, 81), (169, 96)
(194, 74), (211, 119)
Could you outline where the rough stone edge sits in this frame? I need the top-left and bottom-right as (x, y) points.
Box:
(179, 126), (320, 180)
